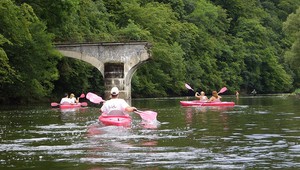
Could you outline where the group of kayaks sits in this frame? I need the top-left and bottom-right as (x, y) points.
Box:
(51, 95), (235, 127)
(54, 100), (235, 126)
(51, 101), (156, 127)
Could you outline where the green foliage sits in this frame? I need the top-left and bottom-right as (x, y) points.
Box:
(133, 42), (186, 97)
(0, 35), (17, 87)
(115, 19), (152, 41)
(2, 0), (300, 103)
(283, 7), (300, 87)
(0, 0), (59, 103)
(295, 88), (300, 94)
(211, 0), (294, 93)
(15, 0), (115, 42)
(53, 58), (104, 97)
(235, 17), (293, 92)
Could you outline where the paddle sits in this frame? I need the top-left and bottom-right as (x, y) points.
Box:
(51, 102), (88, 107)
(134, 109), (157, 122)
(218, 87), (227, 94)
(51, 102), (60, 107)
(185, 83), (195, 92)
(86, 92), (105, 104)
(79, 93), (85, 98)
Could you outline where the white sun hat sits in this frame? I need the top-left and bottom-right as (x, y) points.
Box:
(110, 87), (119, 95)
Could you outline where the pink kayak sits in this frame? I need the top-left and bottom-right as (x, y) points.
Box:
(59, 102), (88, 109)
(180, 100), (235, 107)
(99, 114), (131, 126)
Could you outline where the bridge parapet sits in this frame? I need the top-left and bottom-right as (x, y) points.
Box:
(55, 42), (151, 100)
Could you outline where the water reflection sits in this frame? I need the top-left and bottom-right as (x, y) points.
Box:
(52, 107), (90, 122)
(85, 122), (159, 165)
(184, 106), (233, 130)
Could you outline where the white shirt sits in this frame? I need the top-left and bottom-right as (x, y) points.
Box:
(60, 97), (71, 104)
(100, 98), (130, 115)
(199, 96), (208, 102)
(69, 97), (76, 104)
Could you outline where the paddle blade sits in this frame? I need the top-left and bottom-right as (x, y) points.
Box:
(185, 83), (194, 91)
(81, 102), (88, 107)
(136, 110), (157, 122)
(218, 87), (227, 94)
(86, 92), (104, 104)
(51, 102), (59, 107)
(80, 93), (85, 98)
(86, 92), (91, 99)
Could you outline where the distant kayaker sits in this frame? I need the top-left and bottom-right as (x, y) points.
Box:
(195, 91), (208, 102)
(60, 93), (71, 104)
(208, 91), (222, 102)
(251, 89), (257, 96)
(100, 87), (137, 116)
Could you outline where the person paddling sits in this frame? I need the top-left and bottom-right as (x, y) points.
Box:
(69, 93), (79, 104)
(208, 91), (222, 102)
(195, 91), (208, 102)
(100, 87), (136, 116)
(60, 93), (71, 104)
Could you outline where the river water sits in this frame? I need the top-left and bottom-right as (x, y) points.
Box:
(0, 95), (299, 169)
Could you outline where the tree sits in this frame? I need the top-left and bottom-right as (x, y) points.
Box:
(53, 57), (104, 97)
(3, 0), (298, 103)
(183, 0), (245, 92)
(15, 0), (115, 42)
(283, 7), (300, 87)
(0, 0), (60, 103)
(212, 0), (293, 93)
(0, 35), (19, 102)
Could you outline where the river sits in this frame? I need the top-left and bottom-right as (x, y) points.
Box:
(0, 95), (299, 169)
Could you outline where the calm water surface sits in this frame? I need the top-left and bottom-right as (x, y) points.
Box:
(0, 95), (299, 169)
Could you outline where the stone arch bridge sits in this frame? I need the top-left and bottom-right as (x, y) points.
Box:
(55, 42), (151, 100)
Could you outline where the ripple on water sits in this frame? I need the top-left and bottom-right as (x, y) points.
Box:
(244, 134), (282, 139)
(1, 98), (300, 169)
(289, 145), (300, 152)
(254, 110), (269, 114)
(80, 147), (239, 169)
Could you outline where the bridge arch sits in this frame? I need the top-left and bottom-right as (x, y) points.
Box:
(58, 50), (105, 75)
(55, 42), (151, 100)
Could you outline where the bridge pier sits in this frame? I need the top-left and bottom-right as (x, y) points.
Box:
(55, 42), (151, 100)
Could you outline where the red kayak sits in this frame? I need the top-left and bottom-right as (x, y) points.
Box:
(99, 114), (131, 126)
(59, 102), (88, 109)
(180, 100), (235, 107)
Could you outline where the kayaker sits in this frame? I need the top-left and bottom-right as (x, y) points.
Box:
(69, 93), (79, 104)
(208, 90), (222, 102)
(195, 91), (208, 102)
(100, 87), (137, 116)
(60, 93), (71, 104)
